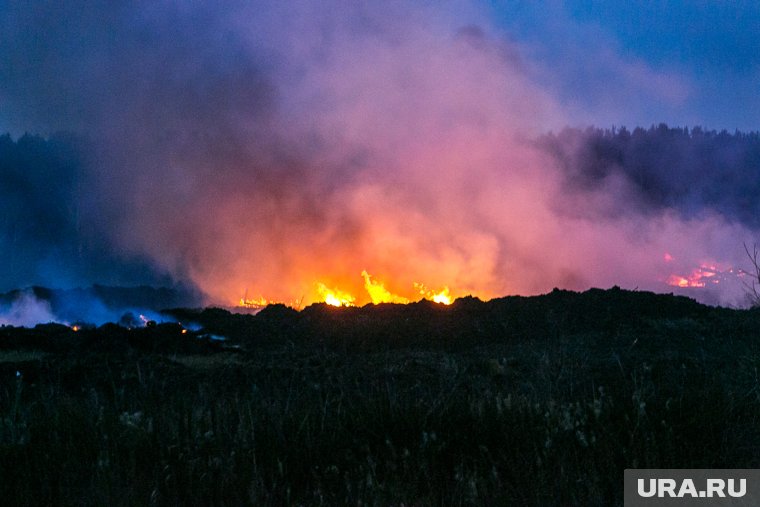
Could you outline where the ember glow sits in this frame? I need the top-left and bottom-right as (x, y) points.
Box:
(666, 264), (720, 289)
(666, 274), (706, 289)
(239, 296), (270, 309)
(664, 257), (747, 294)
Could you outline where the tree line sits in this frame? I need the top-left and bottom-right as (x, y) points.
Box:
(539, 124), (760, 227)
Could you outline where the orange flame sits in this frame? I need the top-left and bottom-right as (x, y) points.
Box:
(235, 271), (461, 309)
(361, 270), (409, 304)
(316, 283), (356, 307)
(665, 259), (730, 289)
(415, 282), (452, 304)
(665, 274), (704, 288)
(239, 295), (270, 308)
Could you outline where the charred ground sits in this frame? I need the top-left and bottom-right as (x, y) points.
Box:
(2, 287), (760, 505)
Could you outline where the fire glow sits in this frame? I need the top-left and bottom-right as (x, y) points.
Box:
(239, 271), (456, 309)
(665, 257), (744, 289)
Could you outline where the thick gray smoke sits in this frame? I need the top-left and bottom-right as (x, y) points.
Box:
(0, 0), (757, 309)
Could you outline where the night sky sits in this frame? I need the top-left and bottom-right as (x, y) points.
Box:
(3, 1), (758, 134)
(489, 0), (760, 130)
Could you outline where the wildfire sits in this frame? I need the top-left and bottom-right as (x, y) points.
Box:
(236, 270), (459, 309)
(239, 295), (270, 309)
(666, 274), (706, 288)
(431, 289), (452, 305)
(316, 283), (356, 307)
(414, 282), (453, 305)
(321, 273), (457, 306)
(665, 257), (738, 289)
(361, 270), (409, 304)
(238, 288), (306, 310)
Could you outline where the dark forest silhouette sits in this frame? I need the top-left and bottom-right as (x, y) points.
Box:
(540, 124), (760, 226)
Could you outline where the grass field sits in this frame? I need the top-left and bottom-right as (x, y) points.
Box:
(1, 287), (760, 505)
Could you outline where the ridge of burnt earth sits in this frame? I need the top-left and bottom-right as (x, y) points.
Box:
(166, 286), (750, 351)
(3, 286), (756, 377)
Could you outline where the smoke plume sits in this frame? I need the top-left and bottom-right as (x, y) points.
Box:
(0, 0), (757, 308)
